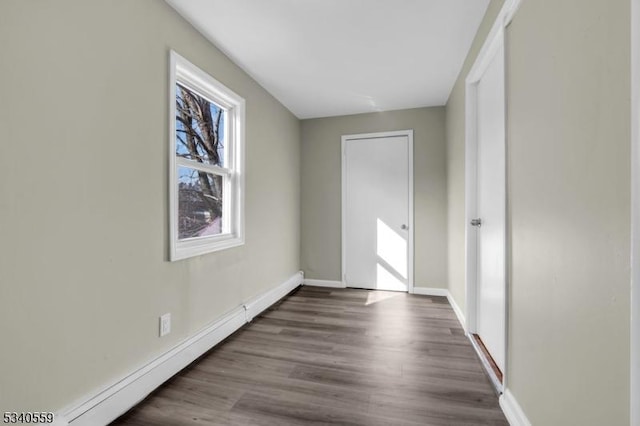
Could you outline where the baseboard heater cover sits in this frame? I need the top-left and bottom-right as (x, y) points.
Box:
(54, 271), (304, 426)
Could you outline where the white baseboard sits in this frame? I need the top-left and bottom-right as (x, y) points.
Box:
(500, 388), (532, 426)
(412, 287), (448, 297)
(303, 279), (345, 288)
(55, 271), (304, 426)
(244, 271), (303, 321)
(446, 292), (467, 332)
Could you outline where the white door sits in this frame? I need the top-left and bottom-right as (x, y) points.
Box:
(474, 39), (506, 373)
(343, 131), (413, 292)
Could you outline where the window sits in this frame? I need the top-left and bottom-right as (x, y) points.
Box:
(169, 51), (245, 261)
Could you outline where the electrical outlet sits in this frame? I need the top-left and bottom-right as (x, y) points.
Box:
(159, 313), (171, 337)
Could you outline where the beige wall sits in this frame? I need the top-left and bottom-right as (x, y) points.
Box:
(506, 1), (630, 424)
(301, 108), (447, 289)
(0, 0), (300, 412)
(447, 0), (631, 424)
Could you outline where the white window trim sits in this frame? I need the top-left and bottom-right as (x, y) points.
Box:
(169, 50), (245, 261)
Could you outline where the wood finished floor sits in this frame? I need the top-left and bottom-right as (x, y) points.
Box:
(112, 286), (507, 426)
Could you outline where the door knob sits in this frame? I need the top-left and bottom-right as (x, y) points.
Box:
(401, 224), (408, 230)
(470, 218), (482, 227)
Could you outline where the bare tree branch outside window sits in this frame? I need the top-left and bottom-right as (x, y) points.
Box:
(175, 84), (225, 239)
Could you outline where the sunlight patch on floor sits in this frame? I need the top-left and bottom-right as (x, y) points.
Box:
(365, 289), (402, 306)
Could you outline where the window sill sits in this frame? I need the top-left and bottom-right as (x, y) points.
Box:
(170, 235), (244, 261)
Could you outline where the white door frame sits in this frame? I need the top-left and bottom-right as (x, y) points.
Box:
(341, 130), (414, 293)
(631, 0), (640, 422)
(464, 0), (521, 393)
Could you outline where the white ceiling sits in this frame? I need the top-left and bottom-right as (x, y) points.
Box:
(165, 0), (490, 119)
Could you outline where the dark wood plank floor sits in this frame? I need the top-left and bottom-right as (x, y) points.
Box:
(112, 286), (507, 426)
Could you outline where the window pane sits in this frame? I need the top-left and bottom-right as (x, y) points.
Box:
(178, 167), (224, 240)
(175, 83), (226, 167)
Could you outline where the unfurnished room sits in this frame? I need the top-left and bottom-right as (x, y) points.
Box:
(1, 1), (639, 425)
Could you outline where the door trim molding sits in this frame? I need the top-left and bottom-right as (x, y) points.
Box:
(464, 0), (521, 394)
(341, 130), (414, 293)
(631, 0), (640, 423)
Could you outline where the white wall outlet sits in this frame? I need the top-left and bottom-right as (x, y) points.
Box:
(159, 313), (171, 337)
